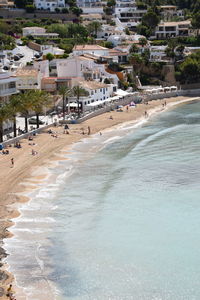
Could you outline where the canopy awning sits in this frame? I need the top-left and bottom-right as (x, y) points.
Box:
(87, 100), (105, 107)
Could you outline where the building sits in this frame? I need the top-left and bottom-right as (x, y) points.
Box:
(0, 71), (18, 135)
(56, 56), (119, 85)
(15, 68), (41, 91)
(73, 45), (110, 57)
(159, 5), (183, 18)
(115, 0), (147, 29)
(68, 80), (116, 112)
(34, 0), (65, 11)
(0, 71), (18, 103)
(149, 46), (171, 62)
(0, 0), (14, 9)
(155, 20), (191, 39)
(23, 27), (59, 38)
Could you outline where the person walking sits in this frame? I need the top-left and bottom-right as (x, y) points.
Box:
(11, 158), (14, 167)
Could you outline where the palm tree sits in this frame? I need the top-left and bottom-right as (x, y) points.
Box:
(87, 21), (102, 37)
(129, 54), (144, 86)
(139, 37), (148, 48)
(31, 90), (52, 128)
(0, 103), (11, 143)
(18, 91), (35, 133)
(72, 86), (89, 118)
(9, 95), (21, 137)
(59, 86), (72, 120)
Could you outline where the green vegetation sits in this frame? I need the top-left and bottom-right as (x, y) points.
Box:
(0, 91), (52, 142)
(0, 34), (15, 50)
(175, 51), (200, 84)
(72, 86), (89, 117)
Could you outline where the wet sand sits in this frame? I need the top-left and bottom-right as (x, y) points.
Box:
(0, 95), (199, 298)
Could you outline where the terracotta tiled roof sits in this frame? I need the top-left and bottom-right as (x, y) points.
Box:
(73, 45), (108, 51)
(15, 68), (38, 77)
(79, 80), (107, 90)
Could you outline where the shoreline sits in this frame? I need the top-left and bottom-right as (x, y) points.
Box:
(1, 95), (200, 299)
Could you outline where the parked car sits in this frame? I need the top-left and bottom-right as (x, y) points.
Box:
(14, 55), (20, 61)
(28, 117), (45, 125)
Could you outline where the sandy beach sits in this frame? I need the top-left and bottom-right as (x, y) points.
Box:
(0, 95), (199, 299)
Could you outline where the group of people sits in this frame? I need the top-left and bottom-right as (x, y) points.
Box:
(14, 142), (22, 149)
(1, 149), (10, 155)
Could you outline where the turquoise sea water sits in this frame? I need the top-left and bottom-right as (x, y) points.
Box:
(5, 100), (200, 300)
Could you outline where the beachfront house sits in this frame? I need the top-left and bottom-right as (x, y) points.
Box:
(68, 80), (117, 112)
(0, 71), (18, 103)
(0, 70), (18, 135)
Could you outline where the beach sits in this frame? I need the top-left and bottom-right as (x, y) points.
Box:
(0, 95), (199, 299)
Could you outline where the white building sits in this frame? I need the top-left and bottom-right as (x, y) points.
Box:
(34, 0), (65, 11)
(15, 68), (41, 90)
(0, 71), (18, 135)
(159, 5), (183, 19)
(73, 45), (110, 57)
(69, 80), (116, 111)
(23, 27), (59, 38)
(149, 46), (169, 62)
(154, 20), (191, 39)
(0, 71), (18, 103)
(115, 0), (147, 29)
(56, 56), (119, 85)
(34, 60), (50, 78)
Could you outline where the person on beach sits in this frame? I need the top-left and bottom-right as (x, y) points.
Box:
(109, 115), (113, 120)
(165, 101), (167, 107)
(11, 158), (14, 167)
(6, 284), (14, 298)
(126, 105), (129, 112)
(88, 126), (91, 135)
(100, 132), (102, 136)
(145, 111), (148, 118)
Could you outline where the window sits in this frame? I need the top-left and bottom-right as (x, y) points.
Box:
(8, 82), (16, 89)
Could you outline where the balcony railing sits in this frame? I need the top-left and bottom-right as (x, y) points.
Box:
(0, 88), (17, 97)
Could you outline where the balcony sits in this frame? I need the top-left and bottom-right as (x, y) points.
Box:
(0, 88), (18, 97)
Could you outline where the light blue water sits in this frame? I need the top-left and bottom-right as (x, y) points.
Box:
(5, 100), (200, 300)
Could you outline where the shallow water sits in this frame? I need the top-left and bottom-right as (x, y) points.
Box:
(5, 100), (200, 300)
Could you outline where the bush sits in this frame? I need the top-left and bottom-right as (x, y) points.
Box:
(46, 53), (55, 61)
(25, 5), (35, 13)
(62, 8), (69, 13)
(104, 41), (114, 48)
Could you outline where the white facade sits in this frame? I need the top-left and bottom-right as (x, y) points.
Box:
(56, 56), (119, 85)
(77, 0), (101, 8)
(149, 46), (170, 62)
(0, 71), (18, 134)
(0, 71), (18, 103)
(15, 68), (41, 90)
(115, 0), (147, 29)
(34, 0), (65, 11)
(34, 60), (50, 78)
(155, 20), (191, 39)
(23, 27), (46, 36)
(69, 80), (116, 111)
(73, 45), (110, 57)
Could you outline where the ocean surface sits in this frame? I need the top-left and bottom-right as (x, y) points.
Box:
(5, 100), (200, 300)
